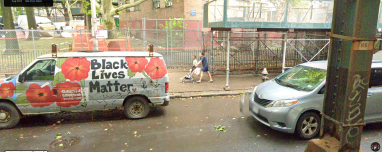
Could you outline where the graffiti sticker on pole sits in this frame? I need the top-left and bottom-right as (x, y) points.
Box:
(96, 30), (108, 39)
(353, 41), (374, 51)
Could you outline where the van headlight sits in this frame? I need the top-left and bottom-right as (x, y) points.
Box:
(266, 100), (298, 108)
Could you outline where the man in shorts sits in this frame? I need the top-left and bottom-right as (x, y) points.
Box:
(195, 52), (213, 83)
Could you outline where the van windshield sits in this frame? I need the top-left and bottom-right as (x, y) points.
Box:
(275, 65), (327, 92)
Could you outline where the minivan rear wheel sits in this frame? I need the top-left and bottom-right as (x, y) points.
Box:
(124, 96), (150, 119)
(296, 112), (320, 139)
(0, 102), (21, 129)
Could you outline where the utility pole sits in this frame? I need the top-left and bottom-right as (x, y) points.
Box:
(91, 0), (98, 51)
(305, 0), (380, 152)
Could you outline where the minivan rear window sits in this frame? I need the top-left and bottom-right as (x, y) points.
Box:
(275, 65), (327, 92)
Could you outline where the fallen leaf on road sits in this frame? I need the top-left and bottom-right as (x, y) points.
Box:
(166, 126), (169, 129)
(121, 150), (125, 152)
(104, 128), (108, 131)
(125, 143), (128, 145)
(55, 134), (62, 139)
(241, 117), (245, 119)
(20, 137), (24, 139)
(133, 131), (137, 134)
(205, 117), (208, 119)
(232, 118), (236, 120)
(33, 135), (37, 138)
(59, 144), (63, 147)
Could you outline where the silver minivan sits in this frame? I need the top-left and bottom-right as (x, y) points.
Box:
(248, 60), (382, 139)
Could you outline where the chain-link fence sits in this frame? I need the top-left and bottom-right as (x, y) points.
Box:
(2, 28), (380, 75)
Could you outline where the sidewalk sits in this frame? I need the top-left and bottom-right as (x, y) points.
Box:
(0, 70), (280, 98)
(168, 69), (279, 98)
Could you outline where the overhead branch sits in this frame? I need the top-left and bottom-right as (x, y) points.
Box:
(112, 0), (147, 15)
(70, 0), (80, 7)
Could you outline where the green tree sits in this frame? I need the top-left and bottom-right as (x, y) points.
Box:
(95, 0), (147, 39)
(161, 18), (187, 47)
(1, 0), (20, 53)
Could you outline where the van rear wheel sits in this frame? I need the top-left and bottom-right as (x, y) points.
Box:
(0, 102), (21, 129)
(296, 112), (320, 139)
(124, 96), (150, 119)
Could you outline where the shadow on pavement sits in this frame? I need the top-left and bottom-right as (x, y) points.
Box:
(15, 107), (166, 129)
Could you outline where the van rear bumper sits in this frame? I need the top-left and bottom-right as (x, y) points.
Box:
(149, 96), (170, 106)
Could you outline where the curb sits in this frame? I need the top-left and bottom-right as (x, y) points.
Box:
(169, 90), (250, 99)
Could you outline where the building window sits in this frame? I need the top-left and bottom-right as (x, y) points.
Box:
(153, 0), (160, 9)
(165, 0), (172, 7)
(134, 0), (141, 11)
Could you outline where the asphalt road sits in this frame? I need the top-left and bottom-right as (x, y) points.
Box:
(0, 96), (381, 152)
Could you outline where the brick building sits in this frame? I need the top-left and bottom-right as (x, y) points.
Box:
(119, 0), (205, 30)
(119, 0), (208, 48)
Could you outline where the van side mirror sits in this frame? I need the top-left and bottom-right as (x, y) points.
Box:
(18, 73), (25, 83)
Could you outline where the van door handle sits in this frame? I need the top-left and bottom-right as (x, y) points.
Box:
(52, 88), (57, 96)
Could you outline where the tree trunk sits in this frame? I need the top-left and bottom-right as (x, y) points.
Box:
(86, 0), (91, 30)
(1, 0), (20, 53)
(26, 7), (37, 30)
(65, 0), (73, 21)
(102, 14), (117, 39)
(12, 8), (16, 22)
(45, 7), (51, 17)
(101, 0), (117, 39)
(26, 7), (41, 40)
(63, 5), (69, 22)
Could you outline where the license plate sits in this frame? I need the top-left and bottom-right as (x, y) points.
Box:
(252, 105), (259, 114)
(240, 92), (250, 115)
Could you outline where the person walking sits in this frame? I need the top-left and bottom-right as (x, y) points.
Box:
(195, 52), (213, 83)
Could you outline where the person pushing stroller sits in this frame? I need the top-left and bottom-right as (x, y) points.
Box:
(180, 56), (201, 83)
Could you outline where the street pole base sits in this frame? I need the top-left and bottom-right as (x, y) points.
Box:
(304, 135), (365, 152)
(224, 86), (231, 91)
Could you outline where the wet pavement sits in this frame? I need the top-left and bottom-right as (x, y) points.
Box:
(1, 96), (381, 152)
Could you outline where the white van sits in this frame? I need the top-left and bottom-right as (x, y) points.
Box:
(0, 51), (170, 129)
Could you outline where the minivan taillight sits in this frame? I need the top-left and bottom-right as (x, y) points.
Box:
(165, 82), (169, 93)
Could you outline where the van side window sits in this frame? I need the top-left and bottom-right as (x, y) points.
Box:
(25, 60), (56, 81)
(370, 68), (382, 87)
(318, 86), (325, 94)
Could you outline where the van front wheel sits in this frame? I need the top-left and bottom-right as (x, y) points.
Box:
(124, 97), (150, 119)
(0, 102), (21, 129)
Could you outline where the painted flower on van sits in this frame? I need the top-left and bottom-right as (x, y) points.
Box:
(61, 57), (91, 81)
(125, 57), (148, 72)
(144, 57), (167, 79)
(0, 82), (15, 98)
(55, 82), (82, 107)
(26, 84), (56, 108)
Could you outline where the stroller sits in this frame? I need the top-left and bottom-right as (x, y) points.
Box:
(182, 66), (197, 84)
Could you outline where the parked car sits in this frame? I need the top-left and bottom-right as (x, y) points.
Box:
(247, 60), (382, 139)
(0, 51), (170, 129)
